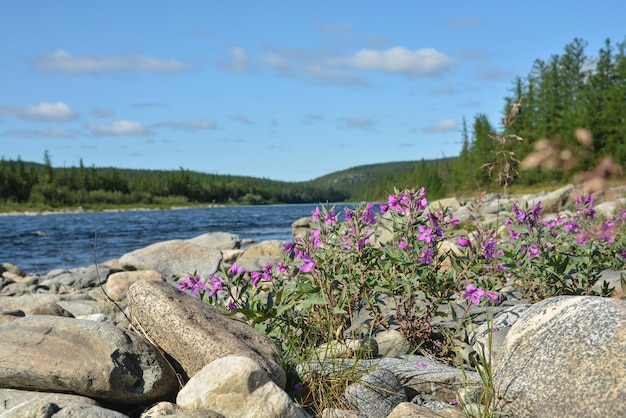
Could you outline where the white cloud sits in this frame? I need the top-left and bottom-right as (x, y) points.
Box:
(221, 46), (250, 72)
(342, 47), (456, 76)
(302, 113), (325, 124)
(35, 50), (192, 74)
(3, 128), (75, 138)
(90, 107), (114, 118)
(154, 118), (217, 131)
(86, 120), (153, 136)
(421, 118), (457, 133)
(229, 114), (253, 124)
(261, 46), (368, 86)
(0, 102), (79, 122)
(338, 117), (376, 130)
(260, 44), (453, 85)
(261, 53), (290, 69)
(447, 18), (486, 27)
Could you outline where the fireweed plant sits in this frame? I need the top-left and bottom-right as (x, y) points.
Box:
(178, 186), (625, 414)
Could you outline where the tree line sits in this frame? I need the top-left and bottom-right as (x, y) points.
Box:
(354, 37), (626, 200)
(0, 153), (350, 209)
(1, 37), (624, 209)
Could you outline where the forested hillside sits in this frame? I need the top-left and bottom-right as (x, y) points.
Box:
(1, 37), (624, 210)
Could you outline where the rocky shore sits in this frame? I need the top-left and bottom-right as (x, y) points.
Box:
(1, 184), (625, 417)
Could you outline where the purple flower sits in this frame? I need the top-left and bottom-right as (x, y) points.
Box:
(250, 271), (263, 287)
(261, 263), (273, 282)
(484, 238), (497, 260)
(564, 221), (579, 233)
(417, 226), (435, 244)
(284, 241), (296, 253)
(387, 194), (400, 208)
(420, 247), (434, 265)
(508, 229), (521, 239)
(299, 254), (316, 273)
(457, 236), (471, 248)
(416, 361), (427, 369)
(575, 194), (596, 219)
(294, 382), (304, 392)
(276, 261), (287, 274)
(207, 274), (223, 297)
(527, 244), (541, 258)
(179, 275), (207, 296)
(399, 236), (410, 251)
(361, 203), (377, 225)
(379, 203), (389, 213)
(311, 206), (322, 222)
(450, 217), (459, 227)
(229, 263), (246, 276)
(486, 291), (498, 301)
(226, 299), (237, 311)
(463, 284), (485, 305)
(311, 229), (322, 247)
(620, 249), (626, 260)
(576, 232), (589, 245)
(598, 221), (615, 243)
(325, 209), (339, 226)
(512, 202), (526, 223)
(531, 201), (542, 224)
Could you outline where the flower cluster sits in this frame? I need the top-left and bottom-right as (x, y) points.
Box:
(462, 284), (498, 306)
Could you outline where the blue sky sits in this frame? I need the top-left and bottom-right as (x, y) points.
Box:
(1, 1), (625, 182)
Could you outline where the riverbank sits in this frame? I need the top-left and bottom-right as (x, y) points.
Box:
(1, 183), (625, 417)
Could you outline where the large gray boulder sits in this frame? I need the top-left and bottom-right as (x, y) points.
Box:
(0, 294), (74, 317)
(0, 315), (178, 405)
(177, 356), (307, 418)
(494, 296), (626, 417)
(187, 231), (240, 250)
(119, 240), (221, 279)
(0, 388), (100, 417)
(127, 279), (286, 388)
(105, 269), (164, 301)
(234, 239), (285, 272)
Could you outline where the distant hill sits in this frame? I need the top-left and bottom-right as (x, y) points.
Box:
(305, 160), (421, 197)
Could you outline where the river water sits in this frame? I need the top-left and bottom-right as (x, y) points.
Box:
(1, 203), (358, 275)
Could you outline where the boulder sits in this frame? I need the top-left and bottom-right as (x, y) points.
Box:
(105, 269), (164, 301)
(345, 368), (406, 418)
(0, 388), (100, 417)
(0, 294), (74, 317)
(46, 403), (130, 417)
(375, 329), (411, 357)
(176, 356), (307, 418)
(494, 296), (626, 417)
(471, 304), (530, 360)
(234, 239), (285, 272)
(187, 231), (241, 250)
(387, 402), (464, 418)
(0, 315), (178, 405)
(525, 184), (573, 214)
(300, 356), (480, 405)
(127, 279), (286, 388)
(119, 240), (221, 279)
(291, 216), (313, 239)
(140, 401), (225, 417)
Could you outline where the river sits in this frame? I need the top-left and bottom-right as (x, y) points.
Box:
(1, 203), (358, 275)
